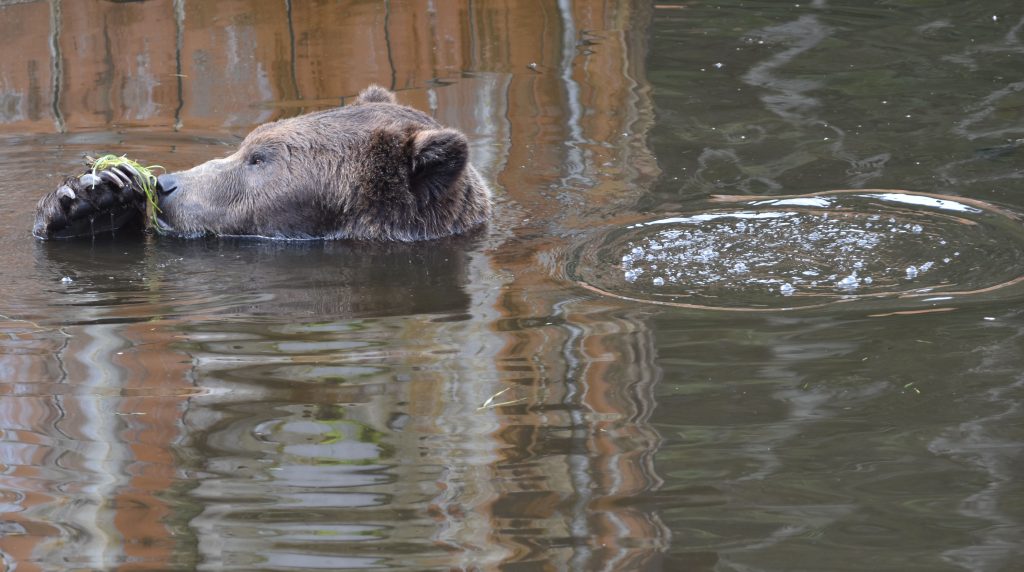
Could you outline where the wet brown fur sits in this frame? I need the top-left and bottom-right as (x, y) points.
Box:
(144, 86), (489, 240)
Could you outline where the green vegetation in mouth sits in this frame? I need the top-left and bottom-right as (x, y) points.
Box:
(88, 154), (164, 228)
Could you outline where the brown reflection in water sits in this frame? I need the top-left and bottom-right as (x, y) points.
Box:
(1, 0), (666, 569)
(0, 325), (64, 572)
(57, 1), (180, 131)
(486, 303), (670, 568)
(109, 321), (195, 571)
(0, 3), (52, 132)
(2, 1), (603, 134)
(179, 1), (291, 129)
(0, 316), (194, 571)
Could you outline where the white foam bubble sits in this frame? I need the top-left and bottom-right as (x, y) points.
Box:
(865, 192), (983, 214)
(836, 273), (859, 290)
(612, 194), (970, 298)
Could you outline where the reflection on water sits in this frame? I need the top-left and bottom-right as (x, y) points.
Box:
(1, 0), (1024, 570)
(648, 309), (1024, 571)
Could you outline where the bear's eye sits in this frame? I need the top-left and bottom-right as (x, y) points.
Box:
(247, 151), (268, 166)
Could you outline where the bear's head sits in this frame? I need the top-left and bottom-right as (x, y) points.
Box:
(155, 86), (491, 240)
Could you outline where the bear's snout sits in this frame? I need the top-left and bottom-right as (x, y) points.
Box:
(156, 173), (179, 198)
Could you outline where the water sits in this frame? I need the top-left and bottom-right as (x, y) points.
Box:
(1, 1), (1024, 570)
(573, 190), (1024, 310)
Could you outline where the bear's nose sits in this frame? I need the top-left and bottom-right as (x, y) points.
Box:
(156, 173), (178, 197)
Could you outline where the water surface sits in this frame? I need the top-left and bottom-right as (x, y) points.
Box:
(1, 1), (1023, 570)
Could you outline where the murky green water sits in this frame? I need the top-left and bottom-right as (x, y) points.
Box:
(1, 1), (1023, 570)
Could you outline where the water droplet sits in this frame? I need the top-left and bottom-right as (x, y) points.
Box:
(60, 276), (73, 284)
(780, 283), (795, 296)
(906, 266), (918, 279)
(652, 277), (665, 286)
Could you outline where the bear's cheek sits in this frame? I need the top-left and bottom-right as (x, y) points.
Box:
(157, 194), (202, 234)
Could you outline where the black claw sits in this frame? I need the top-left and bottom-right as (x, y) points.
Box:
(56, 185), (77, 208)
(111, 168), (129, 185)
(79, 173), (102, 187)
(114, 163), (141, 182)
(56, 185), (76, 199)
(100, 170), (127, 188)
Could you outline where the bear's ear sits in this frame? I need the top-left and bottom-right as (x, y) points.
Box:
(355, 85), (397, 105)
(409, 128), (469, 192)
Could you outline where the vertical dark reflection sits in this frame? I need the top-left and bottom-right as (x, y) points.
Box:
(383, 0), (397, 90)
(284, 0), (300, 106)
(173, 0), (184, 131)
(467, 0), (478, 71)
(562, 304), (668, 570)
(48, 0), (64, 132)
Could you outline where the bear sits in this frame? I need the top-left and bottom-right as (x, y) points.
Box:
(33, 85), (492, 241)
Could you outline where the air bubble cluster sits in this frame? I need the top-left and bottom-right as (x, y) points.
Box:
(572, 191), (1024, 310)
(618, 211), (950, 296)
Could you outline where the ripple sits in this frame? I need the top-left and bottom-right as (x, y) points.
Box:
(570, 190), (1024, 311)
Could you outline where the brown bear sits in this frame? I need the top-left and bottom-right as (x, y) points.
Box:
(33, 85), (491, 241)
